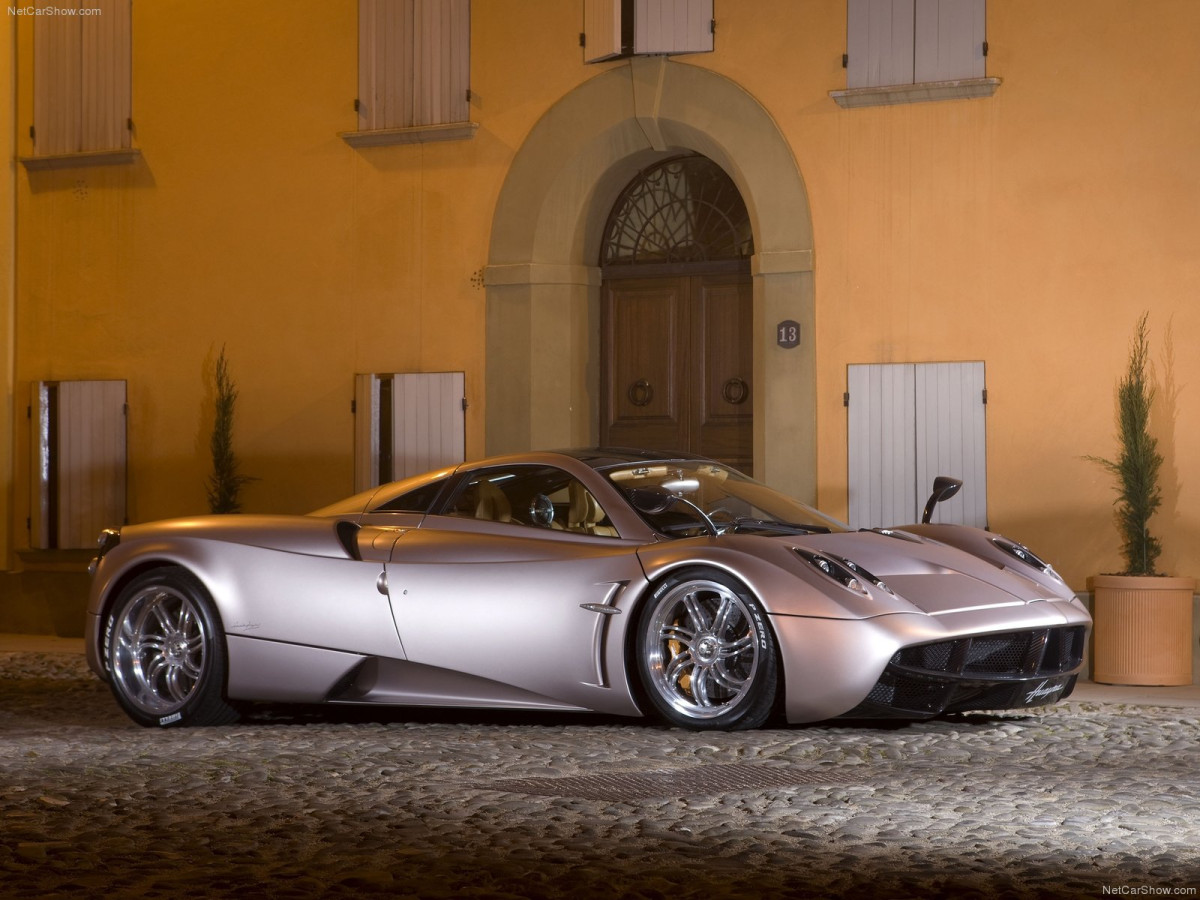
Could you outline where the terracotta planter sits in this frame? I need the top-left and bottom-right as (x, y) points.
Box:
(1091, 574), (1195, 686)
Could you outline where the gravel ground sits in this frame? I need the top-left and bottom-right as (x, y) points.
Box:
(2, 649), (1199, 899)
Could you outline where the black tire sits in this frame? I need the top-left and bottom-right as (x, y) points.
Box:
(104, 567), (239, 728)
(635, 567), (777, 730)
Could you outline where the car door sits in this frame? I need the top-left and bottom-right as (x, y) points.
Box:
(383, 465), (648, 715)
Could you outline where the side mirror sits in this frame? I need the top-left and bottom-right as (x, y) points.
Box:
(921, 476), (963, 524)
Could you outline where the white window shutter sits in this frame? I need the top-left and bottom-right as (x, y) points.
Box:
(34, 3), (83, 155)
(391, 372), (465, 480)
(914, 362), (987, 527)
(81, 0), (132, 151)
(355, 373), (465, 490)
(847, 0), (915, 89)
(357, 0), (391, 131)
(359, 0), (469, 130)
(32, 380), (127, 549)
(915, 0), (985, 83)
(414, 0), (470, 126)
(634, 0), (713, 55)
(583, 0), (623, 63)
(847, 364), (917, 529)
(34, 0), (130, 155)
(847, 362), (986, 529)
(354, 374), (382, 492)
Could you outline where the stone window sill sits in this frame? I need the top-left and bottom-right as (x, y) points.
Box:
(830, 77), (1001, 109)
(20, 148), (142, 171)
(341, 122), (479, 148)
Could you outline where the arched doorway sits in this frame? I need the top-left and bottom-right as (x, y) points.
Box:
(485, 57), (817, 503)
(599, 155), (754, 472)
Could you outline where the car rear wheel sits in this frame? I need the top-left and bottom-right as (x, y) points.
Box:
(636, 568), (777, 730)
(105, 567), (239, 727)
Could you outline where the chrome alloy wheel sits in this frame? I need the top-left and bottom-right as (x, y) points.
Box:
(110, 584), (208, 717)
(643, 577), (761, 721)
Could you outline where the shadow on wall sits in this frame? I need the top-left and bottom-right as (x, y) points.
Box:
(0, 557), (92, 637)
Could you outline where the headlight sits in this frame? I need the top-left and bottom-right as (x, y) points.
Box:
(991, 536), (1062, 582)
(88, 528), (121, 576)
(795, 549), (893, 596)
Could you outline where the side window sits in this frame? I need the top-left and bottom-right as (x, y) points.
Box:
(371, 479), (447, 513)
(443, 467), (619, 537)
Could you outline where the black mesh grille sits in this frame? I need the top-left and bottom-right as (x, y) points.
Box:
(963, 633), (1032, 675)
(864, 675), (951, 715)
(1042, 626), (1082, 673)
(896, 641), (953, 672)
(843, 625), (1087, 719)
(889, 626), (1084, 678)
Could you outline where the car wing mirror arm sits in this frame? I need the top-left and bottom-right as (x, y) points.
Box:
(921, 476), (963, 524)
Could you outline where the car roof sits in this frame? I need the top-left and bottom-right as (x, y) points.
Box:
(549, 447), (713, 470)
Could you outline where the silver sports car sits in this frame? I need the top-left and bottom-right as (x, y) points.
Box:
(85, 449), (1090, 730)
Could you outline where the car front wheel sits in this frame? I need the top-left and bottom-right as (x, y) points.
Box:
(636, 568), (777, 730)
(105, 567), (239, 727)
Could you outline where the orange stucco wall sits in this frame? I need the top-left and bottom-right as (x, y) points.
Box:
(4, 1), (1199, 593)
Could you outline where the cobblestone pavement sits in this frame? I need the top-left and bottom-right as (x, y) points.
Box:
(2, 649), (1199, 900)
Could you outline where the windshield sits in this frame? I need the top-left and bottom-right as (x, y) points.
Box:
(604, 461), (848, 537)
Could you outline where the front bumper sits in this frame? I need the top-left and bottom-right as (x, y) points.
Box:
(839, 624), (1086, 718)
(772, 600), (1091, 723)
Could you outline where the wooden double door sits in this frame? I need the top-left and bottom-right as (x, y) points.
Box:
(600, 272), (753, 474)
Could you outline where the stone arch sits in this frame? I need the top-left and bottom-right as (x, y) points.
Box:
(485, 57), (816, 501)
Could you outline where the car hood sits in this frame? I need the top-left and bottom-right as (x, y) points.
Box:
(793, 526), (1076, 616)
(640, 525), (1079, 621)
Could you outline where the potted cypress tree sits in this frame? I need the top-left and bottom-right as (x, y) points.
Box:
(1089, 313), (1194, 685)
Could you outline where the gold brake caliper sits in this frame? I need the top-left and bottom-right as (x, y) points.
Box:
(668, 619), (693, 695)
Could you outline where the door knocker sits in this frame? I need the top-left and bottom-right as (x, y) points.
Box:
(722, 377), (749, 405)
(627, 379), (654, 407)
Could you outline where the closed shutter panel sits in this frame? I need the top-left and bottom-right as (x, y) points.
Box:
(355, 373), (465, 490)
(392, 371), (465, 480)
(33, 4), (82, 155)
(914, 362), (987, 527)
(32, 380), (127, 549)
(81, 0), (131, 150)
(415, 0), (470, 126)
(634, 0), (713, 55)
(914, 0), (985, 83)
(583, 0), (623, 62)
(847, 0), (915, 89)
(34, 0), (130, 155)
(359, 0), (469, 130)
(354, 374), (383, 492)
(847, 364), (917, 529)
(358, 0), (408, 130)
(847, 362), (986, 528)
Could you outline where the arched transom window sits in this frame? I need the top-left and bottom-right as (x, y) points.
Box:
(601, 155), (753, 268)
